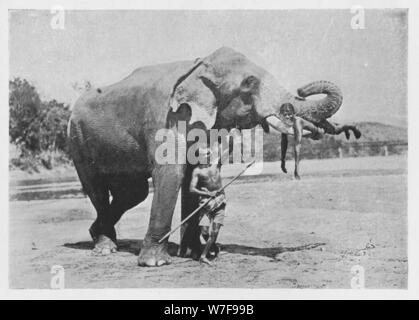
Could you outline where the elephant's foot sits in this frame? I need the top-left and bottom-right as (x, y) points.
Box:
(92, 235), (118, 256)
(138, 240), (171, 267)
(89, 221), (117, 243)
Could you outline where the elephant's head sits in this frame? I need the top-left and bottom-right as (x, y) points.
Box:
(169, 47), (342, 135)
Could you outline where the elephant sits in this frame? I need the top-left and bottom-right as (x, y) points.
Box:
(68, 47), (347, 267)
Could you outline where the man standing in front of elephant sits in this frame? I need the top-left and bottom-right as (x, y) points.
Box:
(189, 146), (227, 265)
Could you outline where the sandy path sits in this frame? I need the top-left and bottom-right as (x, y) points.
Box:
(9, 156), (407, 288)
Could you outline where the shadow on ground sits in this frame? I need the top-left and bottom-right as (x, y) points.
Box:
(64, 239), (326, 258)
(219, 243), (326, 258)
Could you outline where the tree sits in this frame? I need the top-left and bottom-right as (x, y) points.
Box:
(9, 78), (71, 154)
(9, 78), (43, 152)
(40, 100), (71, 151)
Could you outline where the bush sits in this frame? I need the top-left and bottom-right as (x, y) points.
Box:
(9, 78), (72, 171)
(10, 153), (40, 173)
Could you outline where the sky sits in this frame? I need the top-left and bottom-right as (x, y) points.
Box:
(9, 9), (408, 127)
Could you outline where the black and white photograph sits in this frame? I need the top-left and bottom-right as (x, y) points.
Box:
(2, 0), (417, 299)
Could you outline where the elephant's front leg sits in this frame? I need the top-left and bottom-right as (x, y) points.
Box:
(138, 164), (185, 267)
(178, 164), (201, 258)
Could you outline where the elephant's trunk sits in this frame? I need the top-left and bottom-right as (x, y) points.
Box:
(257, 77), (343, 135)
(292, 80), (343, 123)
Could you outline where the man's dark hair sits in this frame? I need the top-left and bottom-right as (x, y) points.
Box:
(279, 103), (295, 115)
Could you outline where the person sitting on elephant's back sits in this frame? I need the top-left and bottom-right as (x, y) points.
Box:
(189, 146), (227, 265)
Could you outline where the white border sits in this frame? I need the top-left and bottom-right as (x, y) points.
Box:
(1, 0), (418, 300)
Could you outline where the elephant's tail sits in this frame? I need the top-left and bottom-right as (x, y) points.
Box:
(67, 116), (86, 162)
(67, 118), (90, 195)
(295, 81), (343, 121)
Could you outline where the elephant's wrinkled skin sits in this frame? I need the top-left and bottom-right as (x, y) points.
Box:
(68, 47), (344, 266)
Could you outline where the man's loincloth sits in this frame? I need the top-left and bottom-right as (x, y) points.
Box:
(198, 193), (227, 226)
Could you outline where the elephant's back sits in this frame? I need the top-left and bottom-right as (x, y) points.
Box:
(121, 59), (194, 88)
(69, 59), (198, 174)
(98, 59), (195, 102)
(71, 59), (196, 125)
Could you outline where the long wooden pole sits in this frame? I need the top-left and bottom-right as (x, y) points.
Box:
(158, 160), (256, 243)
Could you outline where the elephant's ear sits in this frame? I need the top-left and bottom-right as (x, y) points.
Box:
(169, 59), (219, 130)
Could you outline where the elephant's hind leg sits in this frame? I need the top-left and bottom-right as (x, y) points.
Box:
(76, 173), (117, 256)
(320, 120), (361, 140)
(108, 175), (150, 235)
(89, 174), (150, 255)
(69, 121), (116, 255)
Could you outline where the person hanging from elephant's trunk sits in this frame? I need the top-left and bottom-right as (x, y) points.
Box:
(277, 102), (325, 179)
(263, 80), (361, 178)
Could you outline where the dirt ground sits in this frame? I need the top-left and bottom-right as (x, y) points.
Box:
(9, 156), (407, 289)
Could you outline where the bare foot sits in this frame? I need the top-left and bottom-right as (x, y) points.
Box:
(344, 130), (351, 140)
(353, 128), (362, 139)
(281, 161), (287, 173)
(209, 243), (219, 258)
(199, 256), (212, 265)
